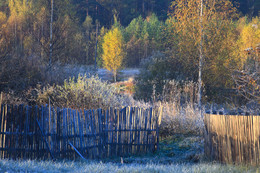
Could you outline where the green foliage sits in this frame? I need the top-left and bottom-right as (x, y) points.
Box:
(97, 26), (107, 67)
(135, 50), (201, 104)
(134, 51), (174, 101)
(82, 15), (96, 64)
(124, 16), (144, 42)
(83, 15), (93, 31)
(123, 14), (164, 66)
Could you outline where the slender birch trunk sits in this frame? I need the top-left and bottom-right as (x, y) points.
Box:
(198, 0), (203, 114)
(49, 0), (54, 70)
(94, 21), (99, 72)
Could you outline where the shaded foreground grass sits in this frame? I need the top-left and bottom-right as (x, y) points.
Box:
(0, 159), (259, 173)
(0, 135), (259, 173)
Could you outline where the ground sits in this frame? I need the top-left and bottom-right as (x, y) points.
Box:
(0, 135), (259, 173)
(103, 134), (204, 164)
(0, 160), (258, 173)
(98, 68), (140, 81)
(57, 64), (140, 82)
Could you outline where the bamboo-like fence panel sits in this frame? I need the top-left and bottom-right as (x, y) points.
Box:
(0, 104), (161, 160)
(205, 113), (260, 165)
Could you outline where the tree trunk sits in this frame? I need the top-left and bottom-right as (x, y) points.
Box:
(49, 0), (54, 69)
(142, 0), (145, 15)
(247, 0), (255, 19)
(86, 0), (89, 16)
(198, 0), (203, 114)
(15, 19), (17, 55)
(113, 71), (117, 82)
(41, 19), (44, 58)
(94, 21), (99, 72)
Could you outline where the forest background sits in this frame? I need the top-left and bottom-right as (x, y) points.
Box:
(0, 0), (259, 107)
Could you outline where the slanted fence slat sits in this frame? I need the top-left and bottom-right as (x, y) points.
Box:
(0, 104), (161, 160)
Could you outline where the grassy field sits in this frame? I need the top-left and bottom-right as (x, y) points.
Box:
(0, 159), (259, 173)
(0, 135), (259, 173)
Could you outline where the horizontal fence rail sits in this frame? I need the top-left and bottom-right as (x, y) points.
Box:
(204, 112), (260, 165)
(0, 104), (161, 160)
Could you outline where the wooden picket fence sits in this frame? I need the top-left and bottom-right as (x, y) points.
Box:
(204, 112), (260, 165)
(0, 104), (162, 160)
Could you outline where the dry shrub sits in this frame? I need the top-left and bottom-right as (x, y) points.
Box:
(0, 73), (151, 110)
(0, 55), (46, 92)
(36, 74), (134, 109)
(0, 91), (26, 105)
(160, 102), (204, 137)
(113, 77), (135, 96)
(161, 80), (198, 104)
(158, 80), (204, 137)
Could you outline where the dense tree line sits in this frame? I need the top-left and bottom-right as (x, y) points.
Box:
(0, 0), (259, 103)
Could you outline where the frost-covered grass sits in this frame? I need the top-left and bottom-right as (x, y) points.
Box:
(0, 125), (256, 173)
(0, 159), (259, 173)
(158, 80), (204, 137)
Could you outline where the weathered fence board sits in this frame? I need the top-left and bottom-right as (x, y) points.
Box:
(205, 113), (260, 165)
(0, 104), (161, 160)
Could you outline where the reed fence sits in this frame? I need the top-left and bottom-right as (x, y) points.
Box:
(204, 112), (260, 165)
(0, 104), (162, 160)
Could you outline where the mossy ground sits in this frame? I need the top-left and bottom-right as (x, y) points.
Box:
(101, 134), (204, 164)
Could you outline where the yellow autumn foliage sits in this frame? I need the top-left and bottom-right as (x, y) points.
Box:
(102, 27), (125, 81)
(168, 0), (239, 89)
(0, 12), (7, 25)
(7, 0), (33, 23)
(235, 17), (260, 66)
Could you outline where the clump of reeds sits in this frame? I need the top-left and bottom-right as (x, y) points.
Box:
(156, 80), (205, 137)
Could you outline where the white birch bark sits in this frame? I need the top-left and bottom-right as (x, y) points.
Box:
(198, 0), (203, 114)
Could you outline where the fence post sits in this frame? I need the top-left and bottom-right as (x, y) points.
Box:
(156, 106), (162, 152)
(77, 110), (83, 155)
(72, 110), (77, 159)
(0, 93), (2, 159)
(56, 107), (60, 159)
(105, 109), (109, 157)
(0, 105), (163, 160)
(1, 105), (7, 158)
(34, 105), (38, 159)
(36, 119), (55, 160)
(0, 92), (2, 110)
(148, 108), (152, 152)
(97, 108), (103, 158)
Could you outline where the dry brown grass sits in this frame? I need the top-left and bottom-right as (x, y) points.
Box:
(154, 80), (205, 137)
(113, 77), (135, 96)
(159, 102), (204, 137)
